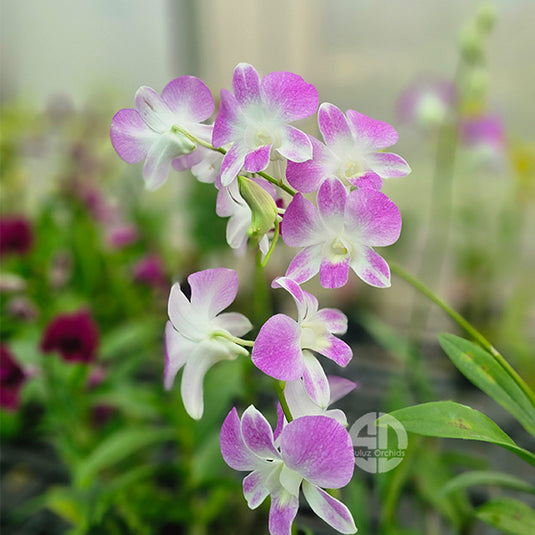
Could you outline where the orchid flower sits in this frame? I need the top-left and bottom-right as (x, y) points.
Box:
(165, 268), (252, 419)
(286, 102), (410, 192)
(220, 406), (357, 535)
(252, 276), (352, 407)
(110, 76), (214, 190)
(212, 63), (318, 186)
(281, 177), (401, 288)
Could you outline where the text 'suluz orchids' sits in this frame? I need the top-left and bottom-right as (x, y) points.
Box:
(110, 62), (411, 535)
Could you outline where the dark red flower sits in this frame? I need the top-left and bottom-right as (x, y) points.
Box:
(0, 216), (33, 257)
(0, 345), (27, 411)
(40, 310), (99, 363)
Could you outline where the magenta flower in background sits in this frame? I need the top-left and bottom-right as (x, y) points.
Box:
(397, 76), (456, 128)
(0, 345), (27, 412)
(252, 276), (352, 407)
(110, 76), (214, 190)
(0, 216), (33, 257)
(132, 254), (167, 288)
(282, 177), (401, 289)
(106, 223), (139, 249)
(286, 103), (410, 193)
(460, 113), (505, 152)
(212, 63), (318, 186)
(221, 406), (357, 535)
(165, 268), (252, 419)
(40, 309), (99, 363)
(216, 176), (276, 256)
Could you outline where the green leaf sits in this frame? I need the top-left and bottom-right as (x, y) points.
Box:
(438, 333), (535, 436)
(381, 401), (535, 467)
(475, 498), (535, 535)
(75, 427), (176, 487)
(439, 471), (535, 497)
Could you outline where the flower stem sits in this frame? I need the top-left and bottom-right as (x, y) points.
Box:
(261, 217), (280, 268)
(274, 380), (293, 422)
(257, 170), (296, 197)
(211, 330), (254, 348)
(390, 262), (535, 406)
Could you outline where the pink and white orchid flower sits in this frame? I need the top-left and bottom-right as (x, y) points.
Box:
(212, 63), (318, 186)
(286, 102), (410, 192)
(220, 406), (357, 535)
(252, 277), (352, 407)
(111, 76), (214, 190)
(165, 268), (252, 419)
(281, 177), (401, 289)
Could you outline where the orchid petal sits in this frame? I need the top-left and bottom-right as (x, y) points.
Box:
(346, 108), (398, 150)
(244, 143), (272, 173)
(277, 126), (312, 163)
(286, 135), (336, 193)
(315, 309), (347, 334)
(233, 63), (261, 106)
(161, 76), (214, 123)
(168, 283), (205, 339)
(344, 189), (401, 246)
(142, 135), (178, 191)
(220, 142), (247, 187)
(241, 405), (280, 459)
(213, 88), (241, 147)
(220, 407), (264, 470)
(318, 103), (352, 148)
(281, 194), (323, 247)
(280, 416), (354, 488)
(285, 379), (323, 419)
(252, 315), (302, 381)
(302, 352), (330, 409)
(349, 169), (383, 190)
(302, 481), (357, 534)
(279, 464), (303, 497)
(271, 276), (307, 322)
(163, 321), (194, 390)
(285, 244), (323, 285)
(320, 334), (353, 367)
(135, 86), (173, 133)
(328, 376), (357, 404)
(317, 177), (347, 232)
(110, 109), (155, 164)
(214, 312), (252, 337)
(188, 268), (238, 319)
(319, 255), (350, 289)
(261, 71), (318, 121)
(350, 246), (391, 288)
(243, 470), (270, 509)
(268, 489), (299, 535)
(366, 151), (411, 178)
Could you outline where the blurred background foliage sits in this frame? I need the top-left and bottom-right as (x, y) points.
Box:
(1, 1), (534, 534)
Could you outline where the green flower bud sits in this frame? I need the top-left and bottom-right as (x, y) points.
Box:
(476, 4), (497, 34)
(237, 176), (278, 239)
(459, 25), (484, 64)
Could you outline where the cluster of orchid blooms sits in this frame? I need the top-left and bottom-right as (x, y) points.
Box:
(110, 63), (411, 535)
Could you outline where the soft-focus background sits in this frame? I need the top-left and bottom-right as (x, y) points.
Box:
(1, 1), (534, 534)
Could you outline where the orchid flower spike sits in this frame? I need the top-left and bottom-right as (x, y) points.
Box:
(281, 177), (401, 288)
(111, 76), (214, 190)
(252, 276), (352, 407)
(164, 268), (252, 419)
(212, 63), (319, 186)
(221, 406), (357, 535)
(286, 102), (410, 192)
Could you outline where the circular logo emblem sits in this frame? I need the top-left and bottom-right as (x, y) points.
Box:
(349, 412), (407, 473)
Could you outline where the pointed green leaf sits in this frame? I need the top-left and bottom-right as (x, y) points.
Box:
(381, 401), (535, 467)
(438, 333), (535, 436)
(439, 471), (535, 497)
(75, 427), (176, 487)
(475, 498), (535, 535)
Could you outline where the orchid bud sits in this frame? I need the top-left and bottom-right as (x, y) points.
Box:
(237, 176), (278, 239)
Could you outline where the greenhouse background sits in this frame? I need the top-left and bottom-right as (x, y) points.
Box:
(1, 1), (534, 534)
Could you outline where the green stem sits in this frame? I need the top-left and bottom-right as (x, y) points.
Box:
(274, 380), (293, 422)
(261, 217), (280, 268)
(391, 262), (535, 406)
(257, 170), (297, 197)
(211, 330), (254, 348)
